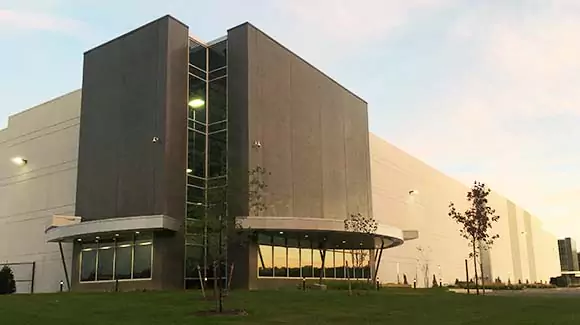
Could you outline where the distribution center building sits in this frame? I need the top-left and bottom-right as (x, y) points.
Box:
(0, 15), (559, 293)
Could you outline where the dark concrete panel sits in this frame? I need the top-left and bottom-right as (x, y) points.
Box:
(244, 24), (370, 221)
(227, 25), (250, 219)
(247, 26), (294, 217)
(75, 15), (188, 290)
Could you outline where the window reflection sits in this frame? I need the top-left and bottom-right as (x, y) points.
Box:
(97, 245), (114, 281)
(133, 241), (152, 279)
(256, 235), (372, 280)
(288, 247), (300, 277)
(80, 246), (97, 282)
(274, 246), (287, 277)
(313, 249), (322, 278)
(189, 41), (207, 71)
(258, 245), (273, 276)
(115, 243), (132, 280)
(79, 234), (154, 282)
(335, 249), (345, 278)
(324, 250), (334, 278)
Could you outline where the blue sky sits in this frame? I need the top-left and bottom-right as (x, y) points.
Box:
(2, 0), (580, 240)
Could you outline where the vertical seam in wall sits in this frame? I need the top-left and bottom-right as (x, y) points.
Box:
(342, 96), (348, 215)
(318, 82), (324, 219)
(289, 56), (296, 218)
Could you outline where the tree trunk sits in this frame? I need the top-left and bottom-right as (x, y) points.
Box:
(319, 248), (326, 285)
(472, 241), (479, 295)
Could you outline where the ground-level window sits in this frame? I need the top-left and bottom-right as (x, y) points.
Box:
(79, 233), (153, 282)
(256, 234), (372, 280)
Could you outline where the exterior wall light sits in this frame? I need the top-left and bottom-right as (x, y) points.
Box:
(186, 168), (193, 174)
(188, 98), (205, 109)
(11, 156), (27, 166)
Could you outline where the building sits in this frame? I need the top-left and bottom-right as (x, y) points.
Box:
(558, 238), (579, 272)
(0, 15), (560, 293)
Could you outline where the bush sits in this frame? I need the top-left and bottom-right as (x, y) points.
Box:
(0, 265), (16, 295)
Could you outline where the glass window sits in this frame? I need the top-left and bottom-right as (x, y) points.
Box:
(209, 121), (227, 133)
(115, 243), (132, 280)
(209, 40), (227, 71)
(300, 239), (312, 278)
(133, 242), (152, 279)
(97, 245), (114, 281)
(80, 246), (97, 282)
(189, 64), (206, 79)
(207, 176), (226, 188)
(208, 77), (227, 123)
(188, 75), (206, 123)
(313, 249), (323, 278)
(273, 246), (287, 277)
(189, 41), (207, 71)
(185, 245), (204, 278)
(187, 185), (204, 207)
(335, 250), (344, 278)
(187, 130), (205, 178)
(188, 119), (206, 133)
(288, 247), (300, 278)
(208, 130), (227, 178)
(258, 245), (273, 277)
(324, 250), (334, 278)
(209, 67), (227, 81)
(344, 251), (352, 279)
(187, 175), (205, 188)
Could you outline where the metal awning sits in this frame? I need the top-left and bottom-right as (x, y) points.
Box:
(45, 214), (180, 243)
(238, 216), (415, 249)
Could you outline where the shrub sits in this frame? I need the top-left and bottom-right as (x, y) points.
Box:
(0, 265), (16, 295)
(403, 274), (408, 285)
(432, 274), (438, 288)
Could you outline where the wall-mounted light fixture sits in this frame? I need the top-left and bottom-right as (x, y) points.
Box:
(252, 140), (262, 149)
(11, 156), (27, 166)
(186, 168), (193, 174)
(152, 137), (160, 143)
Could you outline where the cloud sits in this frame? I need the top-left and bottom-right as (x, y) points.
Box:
(0, 9), (85, 35)
(276, 0), (453, 42)
(394, 3), (580, 239)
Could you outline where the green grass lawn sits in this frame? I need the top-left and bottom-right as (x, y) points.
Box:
(1, 288), (580, 325)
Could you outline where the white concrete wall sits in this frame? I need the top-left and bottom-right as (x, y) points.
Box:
(370, 133), (560, 286)
(0, 90), (81, 293)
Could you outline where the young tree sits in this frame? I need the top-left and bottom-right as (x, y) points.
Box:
(189, 166), (269, 313)
(344, 213), (379, 282)
(403, 274), (408, 285)
(0, 265), (16, 295)
(448, 181), (500, 295)
(432, 274), (439, 288)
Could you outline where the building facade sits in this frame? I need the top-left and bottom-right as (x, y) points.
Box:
(558, 238), (578, 272)
(0, 15), (560, 292)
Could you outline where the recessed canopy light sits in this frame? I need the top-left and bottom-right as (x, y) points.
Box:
(76, 238), (82, 242)
(188, 98), (205, 109)
(279, 231), (284, 235)
(11, 157), (27, 166)
(304, 234), (309, 238)
(186, 168), (193, 174)
(115, 233), (119, 237)
(95, 236), (100, 240)
(135, 231), (140, 234)
(342, 240), (346, 244)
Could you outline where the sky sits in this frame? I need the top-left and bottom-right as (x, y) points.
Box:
(1, 0), (579, 241)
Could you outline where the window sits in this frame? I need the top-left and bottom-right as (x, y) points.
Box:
(97, 245), (114, 281)
(254, 235), (372, 280)
(115, 242), (132, 280)
(208, 130), (227, 178)
(80, 245), (97, 282)
(133, 240), (152, 279)
(208, 77), (227, 123)
(79, 234), (153, 282)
